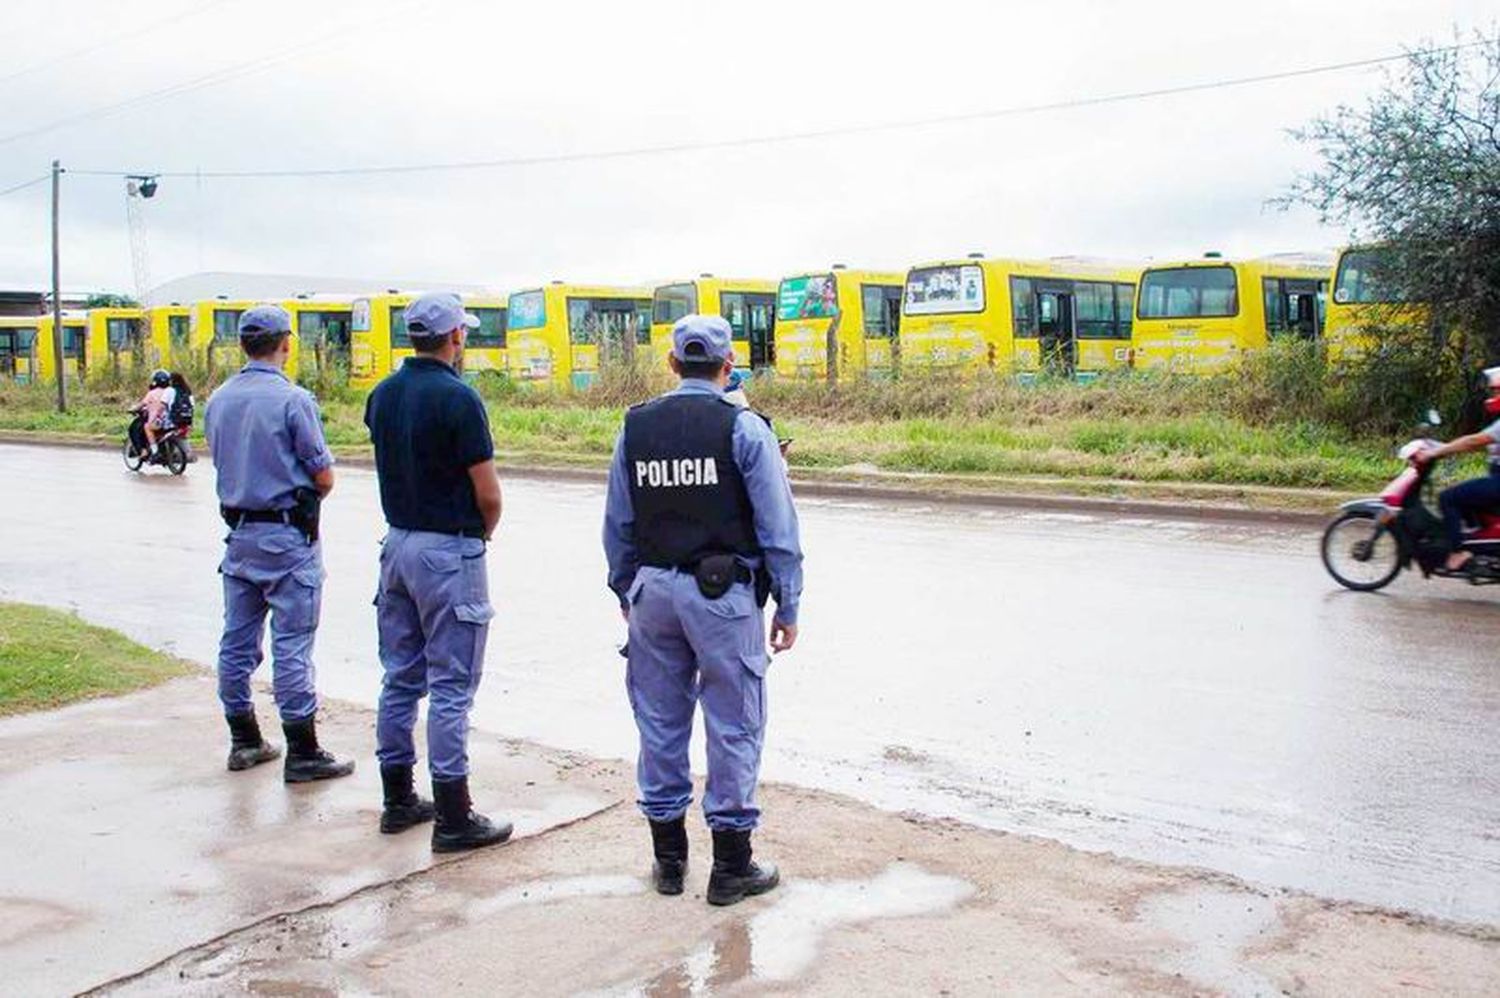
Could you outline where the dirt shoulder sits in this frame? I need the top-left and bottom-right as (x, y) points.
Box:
(0, 430), (1343, 524)
(0, 676), (1492, 997)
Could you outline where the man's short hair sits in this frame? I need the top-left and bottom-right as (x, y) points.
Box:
(409, 333), (448, 355)
(240, 331), (287, 358)
(677, 357), (726, 380)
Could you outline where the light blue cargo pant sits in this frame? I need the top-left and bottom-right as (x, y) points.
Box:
(624, 566), (769, 831)
(375, 529), (495, 781)
(217, 523), (323, 722)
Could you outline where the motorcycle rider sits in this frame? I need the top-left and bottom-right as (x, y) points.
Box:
(132, 369), (173, 460)
(1413, 366), (1500, 572)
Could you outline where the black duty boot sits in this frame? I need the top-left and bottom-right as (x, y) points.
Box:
(706, 829), (779, 906)
(281, 716), (355, 783)
(380, 764), (436, 834)
(225, 712), (280, 772)
(431, 777), (512, 853)
(648, 817), (689, 896)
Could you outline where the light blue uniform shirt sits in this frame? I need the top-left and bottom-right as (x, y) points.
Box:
(603, 379), (804, 625)
(204, 360), (334, 510)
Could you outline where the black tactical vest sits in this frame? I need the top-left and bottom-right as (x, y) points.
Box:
(623, 392), (759, 567)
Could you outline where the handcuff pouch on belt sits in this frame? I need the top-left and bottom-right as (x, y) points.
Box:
(692, 553), (767, 606)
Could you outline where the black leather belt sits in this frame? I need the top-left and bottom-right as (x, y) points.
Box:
(654, 561), (753, 584)
(222, 507), (292, 526)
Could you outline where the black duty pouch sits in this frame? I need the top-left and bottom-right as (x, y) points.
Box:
(693, 553), (738, 600)
(289, 486), (323, 544)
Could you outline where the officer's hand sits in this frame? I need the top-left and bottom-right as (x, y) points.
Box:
(770, 619), (797, 653)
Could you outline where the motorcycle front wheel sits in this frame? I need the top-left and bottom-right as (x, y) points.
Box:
(1320, 510), (1402, 591)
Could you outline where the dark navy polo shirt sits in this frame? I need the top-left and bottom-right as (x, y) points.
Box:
(364, 357), (494, 534)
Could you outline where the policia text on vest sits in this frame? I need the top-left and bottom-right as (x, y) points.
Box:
(634, 457), (721, 488)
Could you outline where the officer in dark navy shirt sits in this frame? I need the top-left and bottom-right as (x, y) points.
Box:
(364, 292), (509, 852)
(603, 314), (804, 905)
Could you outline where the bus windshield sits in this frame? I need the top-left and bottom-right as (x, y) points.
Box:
(904, 265), (984, 315)
(567, 297), (651, 345)
(507, 291), (546, 331)
(652, 284), (697, 324)
(777, 274), (839, 321)
(470, 307), (506, 347)
(1138, 267), (1238, 319)
(1334, 249), (1406, 304)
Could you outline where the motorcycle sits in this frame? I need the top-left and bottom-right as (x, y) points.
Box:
(123, 409), (192, 476)
(1321, 412), (1500, 590)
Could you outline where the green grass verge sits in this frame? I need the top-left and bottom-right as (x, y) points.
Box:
(0, 375), (1408, 493)
(0, 602), (195, 716)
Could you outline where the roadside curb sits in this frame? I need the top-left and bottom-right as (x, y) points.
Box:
(0, 430), (1333, 527)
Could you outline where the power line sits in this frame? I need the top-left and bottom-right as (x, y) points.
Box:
(0, 0), (237, 88)
(0, 174), (51, 199)
(0, 0), (431, 150)
(67, 38), (1493, 182)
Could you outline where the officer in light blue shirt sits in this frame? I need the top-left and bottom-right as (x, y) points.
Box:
(203, 304), (354, 783)
(602, 314), (804, 906)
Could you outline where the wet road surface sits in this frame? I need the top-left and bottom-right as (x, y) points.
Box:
(1, 442), (1497, 925)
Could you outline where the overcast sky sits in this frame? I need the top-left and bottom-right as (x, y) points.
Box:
(0, 0), (1490, 297)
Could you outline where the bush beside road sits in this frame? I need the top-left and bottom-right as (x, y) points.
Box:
(0, 601), (193, 715)
(0, 344), (1436, 507)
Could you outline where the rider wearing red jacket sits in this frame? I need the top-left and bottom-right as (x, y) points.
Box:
(1415, 366), (1500, 572)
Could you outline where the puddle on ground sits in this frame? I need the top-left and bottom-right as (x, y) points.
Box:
(465, 874), (646, 920)
(602, 862), (974, 996)
(1140, 886), (1282, 997)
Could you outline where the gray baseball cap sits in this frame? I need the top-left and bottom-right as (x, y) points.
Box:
(671, 314), (733, 362)
(237, 304), (292, 336)
(404, 292), (480, 338)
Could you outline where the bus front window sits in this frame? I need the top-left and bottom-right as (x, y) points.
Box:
(778, 274), (838, 321)
(653, 284), (697, 324)
(1138, 267), (1238, 318)
(1334, 249), (1405, 304)
(905, 265), (984, 315)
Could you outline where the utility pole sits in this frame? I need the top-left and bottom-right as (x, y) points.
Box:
(50, 159), (65, 414)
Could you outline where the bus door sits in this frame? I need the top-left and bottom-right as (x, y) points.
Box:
(300, 310), (352, 377)
(1034, 281), (1076, 376)
(721, 292), (777, 369)
(107, 316), (145, 376)
(1264, 277), (1325, 341)
(0, 329), (17, 378)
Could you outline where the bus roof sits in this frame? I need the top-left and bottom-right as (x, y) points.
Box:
(908, 257), (1141, 282)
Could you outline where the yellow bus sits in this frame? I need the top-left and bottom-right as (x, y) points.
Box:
(189, 298), (271, 378)
(650, 277), (778, 372)
(147, 304), (192, 367)
(1132, 255), (1328, 373)
(0, 317), (41, 383)
(284, 296), (355, 384)
(33, 312), (89, 384)
(507, 283), (652, 389)
(1325, 246), (1424, 360)
(84, 306), (157, 384)
(900, 256), (1139, 378)
(350, 292), (508, 388)
(773, 267), (904, 380)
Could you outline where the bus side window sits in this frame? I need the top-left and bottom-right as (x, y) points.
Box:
(1115, 284), (1134, 340)
(1010, 277), (1036, 337)
(720, 293), (747, 339)
(1263, 278), (1287, 335)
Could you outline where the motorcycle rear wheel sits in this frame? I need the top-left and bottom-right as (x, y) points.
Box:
(164, 438), (188, 476)
(122, 438), (145, 472)
(1321, 510), (1402, 591)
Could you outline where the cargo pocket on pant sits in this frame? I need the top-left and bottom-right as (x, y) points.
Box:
(740, 650), (768, 731)
(286, 565), (324, 632)
(453, 602), (495, 626)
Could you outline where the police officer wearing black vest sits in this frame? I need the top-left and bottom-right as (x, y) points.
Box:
(603, 314), (804, 905)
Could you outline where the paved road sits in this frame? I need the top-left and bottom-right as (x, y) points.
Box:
(2, 442), (1497, 925)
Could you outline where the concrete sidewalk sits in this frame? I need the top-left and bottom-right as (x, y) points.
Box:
(2, 679), (1496, 997)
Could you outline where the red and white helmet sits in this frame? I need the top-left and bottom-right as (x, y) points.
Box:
(1485, 366), (1500, 417)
